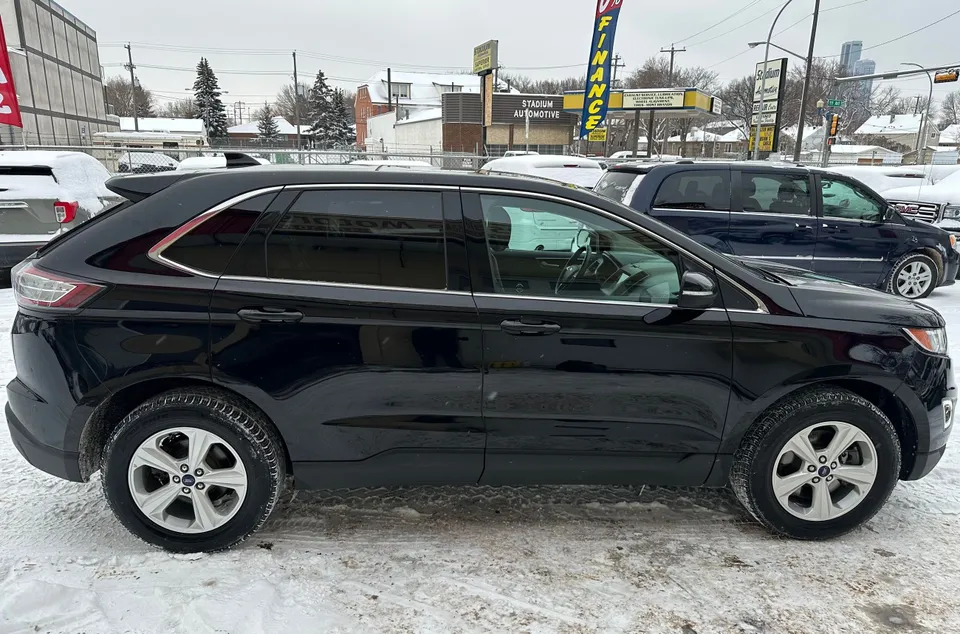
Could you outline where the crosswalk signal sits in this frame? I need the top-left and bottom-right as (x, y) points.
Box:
(829, 114), (841, 137)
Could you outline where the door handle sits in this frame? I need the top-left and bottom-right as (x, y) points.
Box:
(499, 319), (561, 336)
(238, 307), (304, 323)
(795, 223), (813, 232)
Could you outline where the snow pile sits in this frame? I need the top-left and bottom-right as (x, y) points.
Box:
(882, 169), (960, 205)
(0, 151), (112, 215)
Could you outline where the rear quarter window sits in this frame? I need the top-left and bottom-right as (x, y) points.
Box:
(594, 171), (642, 203)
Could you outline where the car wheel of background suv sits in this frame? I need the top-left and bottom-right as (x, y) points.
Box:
(886, 252), (939, 299)
(730, 387), (901, 540)
(101, 388), (286, 552)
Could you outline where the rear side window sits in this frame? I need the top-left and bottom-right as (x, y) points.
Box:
(654, 171), (731, 211)
(265, 189), (447, 289)
(594, 171), (642, 203)
(162, 192), (277, 275)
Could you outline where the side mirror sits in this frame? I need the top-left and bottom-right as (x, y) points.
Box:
(677, 271), (718, 310)
(884, 205), (898, 222)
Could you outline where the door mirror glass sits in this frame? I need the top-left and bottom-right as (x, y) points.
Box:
(884, 205), (898, 222)
(677, 271), (717, 310)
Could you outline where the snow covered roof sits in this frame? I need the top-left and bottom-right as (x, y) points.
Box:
(780, 124), (825, 140)
(939, 124), (960, 144)
(397, 108), (443, 125)
(667, 128), (722, 143)
(822, 144), (898, 155)
(361, 71), (483, 106)
(94, 131), (189, 142)
(119, 117), (206, 134)
(855, 114), (934, 136)
(228, 117), (297, 135)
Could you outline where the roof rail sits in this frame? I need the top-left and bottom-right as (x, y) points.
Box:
(223, 152), (263, 168)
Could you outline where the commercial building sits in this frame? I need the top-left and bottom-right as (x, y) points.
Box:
(0, 0), (116, 145)
(442, 93), (578, 155)
(93, 117), (208, 150)
(840, 41), (863, 74)
(853, 58), (876, 94)
(355, 70), (485, 149)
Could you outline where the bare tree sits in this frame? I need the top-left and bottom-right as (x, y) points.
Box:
(104, 76), (155, 118)
(341, 90), (356, 125)
(275, 83), (310, 124)
(940, 91), (960, 128)
(156, 98), (199, 119)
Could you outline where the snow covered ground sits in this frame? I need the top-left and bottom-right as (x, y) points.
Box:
(2, 288), (960, 634)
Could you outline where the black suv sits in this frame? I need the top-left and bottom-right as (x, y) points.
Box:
(594, 162), (960, 299)
(6, 166), (956, 552)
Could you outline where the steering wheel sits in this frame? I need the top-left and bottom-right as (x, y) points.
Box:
(611, 269), (652, 300)
(555, 244), (593, 295)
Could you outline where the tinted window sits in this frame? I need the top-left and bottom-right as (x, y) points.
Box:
(594, 171), (642, 203)
(163, 192), (276, 275)
(265, 190), (446, 289)
(481, 194), (681, 305)
(654, 171), (731, 210)
(742, 173), (812, 216)
(820, 178), (884, 222)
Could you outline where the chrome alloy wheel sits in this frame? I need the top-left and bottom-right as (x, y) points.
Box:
(127, 427), (248, 534)
(896, 261), (934, 298)
(772, 422), (878, 521)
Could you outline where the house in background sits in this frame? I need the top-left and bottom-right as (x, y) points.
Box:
(938, 124), (960, 148)
(355, 71), (484, 149)
(227, 117), (309, 147)
(94, 117), (208, 152)
(854, 114), (940, 152)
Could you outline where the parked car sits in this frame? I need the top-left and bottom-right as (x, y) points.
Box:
(480, 155), (605, 189)
(177, 155), (271, 171)
(7, 165), (955, 551)
(0, 151), (122, 282)
(881, 169), (960, 235)
(502, 150), (539, 158)
(118, 152), (180, 174)
(593, 162), (960, 299)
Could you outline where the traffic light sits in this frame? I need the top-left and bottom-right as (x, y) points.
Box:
(829, 114), (840, 137)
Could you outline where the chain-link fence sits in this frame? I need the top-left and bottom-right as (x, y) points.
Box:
(6, 145), (488, 175)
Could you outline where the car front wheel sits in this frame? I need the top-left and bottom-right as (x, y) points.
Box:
(730, 387), (901, 540)
(101, 388), (285, 552)
(887, 252), (938, 299)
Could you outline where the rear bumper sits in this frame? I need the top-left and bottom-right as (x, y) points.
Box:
(0, 242), (45, 270)
(6, 401), (82, 482)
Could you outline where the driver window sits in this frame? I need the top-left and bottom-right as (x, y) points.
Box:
(820, 178), (884, 222)
(479, 194), (681, 305)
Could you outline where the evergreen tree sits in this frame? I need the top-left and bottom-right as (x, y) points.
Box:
(330, 89), (355, 147)
(193, 58), (229, 140)
(306, 70), (334, 147)
(256, 104), (280, 144)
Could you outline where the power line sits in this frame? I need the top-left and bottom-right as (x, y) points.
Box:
(686, 3), (785, 47)
(671, 0), (765, 45)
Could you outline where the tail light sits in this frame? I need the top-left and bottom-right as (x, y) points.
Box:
(54, 200), (78, 224)
(13, 262), (105, 310)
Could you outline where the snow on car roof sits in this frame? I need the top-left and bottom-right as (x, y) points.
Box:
(483, 155), (602, 171)
(0, 150), (96, 167)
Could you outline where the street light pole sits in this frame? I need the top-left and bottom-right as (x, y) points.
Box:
(902, 62), (934, 160)
(753, 0), (794, 160)
(793, 0), (821, 162)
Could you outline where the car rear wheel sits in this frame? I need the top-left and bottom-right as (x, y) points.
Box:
(101, 388), (285, 552)
(887, 252), (938, 299)
(730, 387), (901, 540)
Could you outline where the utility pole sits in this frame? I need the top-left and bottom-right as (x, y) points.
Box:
(609, 54), (625, 157)
(293, 51), (301, 156)
(124, 43), (138, 131)
(793, 0), (821, 162)
(660, 44), (686, 86)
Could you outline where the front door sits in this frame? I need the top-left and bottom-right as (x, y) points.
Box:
(727, 169), (818, 266)
(463, 190), (733, 487)
(209, 186), (485, 487)
(813, 174), (903, 287)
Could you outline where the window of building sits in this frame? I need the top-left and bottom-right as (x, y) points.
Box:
(653, 171), (731, 211)
(390, 83), (412, 99)
(742, 173), (812, 216)
(437, 84), (463, 94)
(162, 192), (277, 275)
(479, 194), (681, 304)
(265, 190), (447, 289)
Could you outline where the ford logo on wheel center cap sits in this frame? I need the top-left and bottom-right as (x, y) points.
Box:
(817, 466), (830, 477)
(181, 474), (196, 487)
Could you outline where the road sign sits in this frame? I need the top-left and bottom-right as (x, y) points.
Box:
(748, 125), (776, 153)
(827, 99), (844, 107)
(751, 112), (777, 126)
(588, 128), (608, 142)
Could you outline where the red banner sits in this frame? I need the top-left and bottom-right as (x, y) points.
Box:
(0, 18), (23, 128)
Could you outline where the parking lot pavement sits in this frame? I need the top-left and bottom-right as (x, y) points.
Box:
(1, 286), (959, 633)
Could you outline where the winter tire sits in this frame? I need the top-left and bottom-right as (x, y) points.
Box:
(887, 252), (938, 299)
(730, 387), (901, 540)
(101, 388), (285, 552)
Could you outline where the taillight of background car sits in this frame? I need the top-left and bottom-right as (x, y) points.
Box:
(54, 200), (78, 224)
(13, 262), (105, 310)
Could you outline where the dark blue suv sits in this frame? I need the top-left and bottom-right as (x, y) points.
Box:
(594, 163), (960, 299)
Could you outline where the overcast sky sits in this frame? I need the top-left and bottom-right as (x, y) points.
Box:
(66, 0), (960, 119)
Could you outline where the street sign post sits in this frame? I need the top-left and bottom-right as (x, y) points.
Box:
(827, 99), (844, 107)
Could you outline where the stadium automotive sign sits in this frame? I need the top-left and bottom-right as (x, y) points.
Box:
(578, 0), (623, 139)
(751, 57), (788, 153)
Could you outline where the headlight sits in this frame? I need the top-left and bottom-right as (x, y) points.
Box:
(944, 205), (960, 219)
(904, 327), (949, 355)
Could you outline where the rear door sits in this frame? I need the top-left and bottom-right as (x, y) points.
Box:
(648, 168), (733, 254)
(0, 166), (63, 239)
(813, 174), (903, 286)
(727, 168), (818, 266)
(209, 185), (485, 487)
